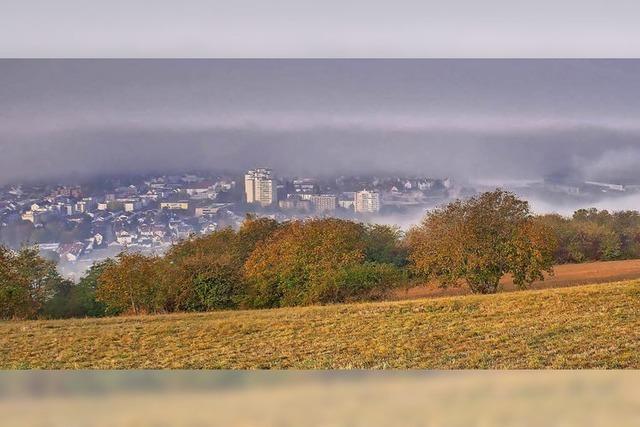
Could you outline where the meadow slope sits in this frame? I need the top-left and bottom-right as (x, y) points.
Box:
(2, 280), (639, 369)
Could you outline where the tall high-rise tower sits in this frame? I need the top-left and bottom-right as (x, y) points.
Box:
(244, 168), (277, 206)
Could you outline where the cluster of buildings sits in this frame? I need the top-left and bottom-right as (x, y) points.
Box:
(244, 168), (383, 214)
(0, 176), (242, 271)
(0, 168), (456, 275)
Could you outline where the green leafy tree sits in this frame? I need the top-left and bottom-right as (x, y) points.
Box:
(77, 259), (114, 316)
(164, 216), (281, 311)
(243, 218), (400, 307)
(0, 245), (63, 319)
(189, 258), (241, 311)
(43, 259), (113, 318)
(407, 190), (557, 294)
(96, 253), (171, 315)
(236, 214), (281, 261)
(363, 224), (408, 266)
(41, 279), (81, 319)
(566, 221), (621, 262)
(535, 214), (574, 263)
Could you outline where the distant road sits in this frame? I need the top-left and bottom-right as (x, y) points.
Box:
(394, 259), (640, 300)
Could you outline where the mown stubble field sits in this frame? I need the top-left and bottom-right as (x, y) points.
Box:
(1, 279), (639, 369)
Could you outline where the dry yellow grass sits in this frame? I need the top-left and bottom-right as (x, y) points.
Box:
(1, 280), (640, 369)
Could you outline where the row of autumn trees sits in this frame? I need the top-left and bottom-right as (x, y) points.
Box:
(95, 217), (408, 315)
(5, 190), (640, 320)
(1, 216), (410, 319)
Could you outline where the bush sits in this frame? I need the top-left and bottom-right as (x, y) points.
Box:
(0, 245), (64, 320)
(190, 262), (240, 311)
(363, 224), (408, 266)
(163, 217), (280, 312)
(96, 253), (172, 315)
(243, 218), (401, 307)
(43, 259), (112, 318)
(537, 211), (628, 263)
(321, 262), (406, 302)
(41, 280), (83, 319)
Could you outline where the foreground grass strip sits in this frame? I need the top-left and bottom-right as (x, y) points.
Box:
(2, 281), (640, 368)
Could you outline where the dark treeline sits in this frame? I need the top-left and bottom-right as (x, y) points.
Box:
(2, 191), (640, 320)
(536, 208), (640, 263)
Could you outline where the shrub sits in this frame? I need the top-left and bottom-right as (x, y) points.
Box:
(245, 218), (400, 307)
(96, 253), (172, 315)
(363, 224), (408, 266)
(160, 217), (281, 311)
(321, 262), (406, 302)
(0, 245), (63, 320)
(42, 259), (112, 319)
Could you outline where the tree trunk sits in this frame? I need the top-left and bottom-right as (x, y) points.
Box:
(468, 277), (500, 294)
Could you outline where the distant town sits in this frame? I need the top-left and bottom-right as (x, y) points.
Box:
(1, 168), (637, 279)
(0, 169), (459, 279)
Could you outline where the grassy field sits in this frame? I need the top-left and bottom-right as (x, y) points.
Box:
(2, 280), (640, 369)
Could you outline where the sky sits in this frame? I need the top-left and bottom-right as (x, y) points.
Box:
(2, 59), (640, 185)
(2, 1), (640, 57)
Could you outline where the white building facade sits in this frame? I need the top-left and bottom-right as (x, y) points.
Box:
(244, 168), (277, 207)
(354, 190), (381, 213)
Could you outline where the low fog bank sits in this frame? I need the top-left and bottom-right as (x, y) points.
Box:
(379, 181), (640, 230)
(5, 59), (640, 189)
(377, 192), (640, 231)
(527, 193), (640, 216)
(3, 126), (640, 187)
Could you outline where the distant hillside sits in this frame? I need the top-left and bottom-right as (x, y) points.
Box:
(2, 280), (639, 369)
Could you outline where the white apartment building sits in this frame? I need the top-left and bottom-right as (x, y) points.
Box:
(122, 200), (142, 212)
(115, 230), (136, 246)
(354, 190), (381, 213)
(338, 199), (355, 210)
(75, 198), (96, 214)
(310, 194), (337, 213)
(244, 168), (277, 206)
(160, 201), (190, 210)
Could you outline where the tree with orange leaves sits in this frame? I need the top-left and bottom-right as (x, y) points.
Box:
(406, 190), (556, 294)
